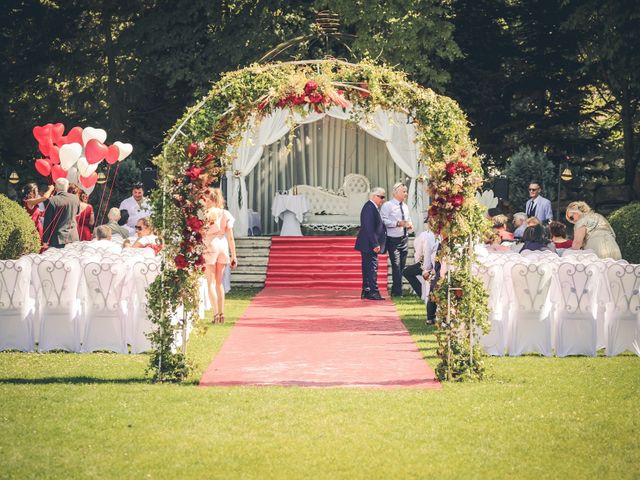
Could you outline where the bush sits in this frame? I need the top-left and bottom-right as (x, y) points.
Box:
(0, 194), (41, 260)
(503, 146), (556, 213)
(608, 202), (640, 263)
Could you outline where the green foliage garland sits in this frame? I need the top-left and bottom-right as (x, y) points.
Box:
(150, 59), (490, 382)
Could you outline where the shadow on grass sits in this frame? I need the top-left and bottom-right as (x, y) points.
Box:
(0, 376), (149, 385)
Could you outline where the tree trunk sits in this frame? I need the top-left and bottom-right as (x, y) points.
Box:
(102, 1), (121, 135)
(620, 83), (637, 188)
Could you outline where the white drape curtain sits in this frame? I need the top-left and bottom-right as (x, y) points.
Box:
(249, 117), (405, 234)
(228, 107), (425, 237)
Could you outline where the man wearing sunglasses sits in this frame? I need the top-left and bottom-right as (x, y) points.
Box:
(525, 182), (553, 224)
(355, 187), (387, 301)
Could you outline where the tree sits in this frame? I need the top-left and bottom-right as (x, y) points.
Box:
(449, 0), (593, 171)
(563, 0), (640, 194)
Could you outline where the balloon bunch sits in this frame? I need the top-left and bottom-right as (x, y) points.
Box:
(32, 123), (133, 194)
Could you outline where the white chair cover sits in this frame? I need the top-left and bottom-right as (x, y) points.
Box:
(0, 259), (35, 351)
(603, 263), (640, 356)
(507, 263), (554, 356)
(80, 262), (128, 353)
(37, 258), (83, 352)
(554, 262), (599, 357)
(128, 260), (161, 353)
(474, 264), (507, 356)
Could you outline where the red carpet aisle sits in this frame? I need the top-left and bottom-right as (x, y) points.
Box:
(264, 236), (388, 290)
(200, 288), (440, 389)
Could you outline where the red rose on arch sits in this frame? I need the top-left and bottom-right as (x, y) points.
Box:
(185, 165), (204, 181)
(187, 143), (199, 157)
(429, 205), (439, 217)
(292, 94), (306, 105)
(186, 215), (204, 232)
(451, 194), (464, 208)
(174, 254), (188, 270)
(304, 80), (318, 95)
(445, 162), (457, 177)
(308, 92), (324, 104)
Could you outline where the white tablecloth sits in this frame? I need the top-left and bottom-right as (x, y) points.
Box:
(272, 194), (309, 236)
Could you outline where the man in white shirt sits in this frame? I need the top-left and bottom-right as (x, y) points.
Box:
(525, 182), (553, 224)
(403, 220), (439, 322)
(380, 182), (413, 297)
(119, 182), (152, 236)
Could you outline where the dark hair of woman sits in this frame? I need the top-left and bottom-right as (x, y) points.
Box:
(522, 224), (547, 243)
(21, 183), (38, 200)
(548, 221), (567, 239)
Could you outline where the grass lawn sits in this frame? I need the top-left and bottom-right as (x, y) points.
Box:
(1, 290), (638, 479)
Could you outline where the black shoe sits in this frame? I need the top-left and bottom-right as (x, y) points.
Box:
(426, 317), (436, 325)
(361, 290), (367, 299)
(365, 292), (385, 301)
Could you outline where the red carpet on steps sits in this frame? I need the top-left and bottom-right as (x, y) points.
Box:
(199, 288), (440, 389)
(264, 236), (388, 290)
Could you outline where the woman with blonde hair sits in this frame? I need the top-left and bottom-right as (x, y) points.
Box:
(565, 201), (621, 259)
(202, 188), (237, 324)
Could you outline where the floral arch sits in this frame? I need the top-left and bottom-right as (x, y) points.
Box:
(147, 59), (490, 382)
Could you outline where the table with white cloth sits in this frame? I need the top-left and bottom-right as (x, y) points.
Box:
(472, 250), (640, 357)
(272, 194), (309, 236)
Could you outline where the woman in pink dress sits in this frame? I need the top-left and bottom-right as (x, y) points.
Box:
(22, 183), (55, 241)
(202, 188), (237, 324)
(75, 190), (95, 241)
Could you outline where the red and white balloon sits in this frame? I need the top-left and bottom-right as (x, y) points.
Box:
(31, 123), (133, 193)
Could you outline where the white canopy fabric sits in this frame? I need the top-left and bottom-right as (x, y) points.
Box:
(226, 106), (426, 237)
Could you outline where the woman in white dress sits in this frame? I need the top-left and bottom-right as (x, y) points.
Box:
(566, 201), (622, 259)
(202, 188), (237, 324)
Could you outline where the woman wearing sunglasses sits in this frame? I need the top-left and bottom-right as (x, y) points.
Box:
(130, 217), (160, 253)
(566, 201), (621, 259)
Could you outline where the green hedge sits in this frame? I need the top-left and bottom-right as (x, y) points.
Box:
(0, 194), (41, 260)
(608, 202), (640, 264)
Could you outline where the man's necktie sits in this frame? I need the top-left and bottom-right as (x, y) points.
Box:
(527, 201), (536, 217)
(400, 202), (407, 237)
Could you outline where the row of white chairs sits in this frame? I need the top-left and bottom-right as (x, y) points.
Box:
(0, 251), (162, 354)
(474, 255), (639, 357)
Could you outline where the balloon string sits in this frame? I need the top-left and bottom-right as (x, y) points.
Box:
(42, 205), (65, 246)
(99, 162), (120, 226)
(95, 164), (112, 226)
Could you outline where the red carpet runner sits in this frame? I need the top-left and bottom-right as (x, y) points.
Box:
(200, 288), (440, 389)
(264, 236), (388, 290)
(200, 237), (439, 389)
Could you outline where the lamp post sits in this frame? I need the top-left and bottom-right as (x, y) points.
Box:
(556, 160), (573, 220)
(3, 169), (19, 198)
(8, 171), (19, 185)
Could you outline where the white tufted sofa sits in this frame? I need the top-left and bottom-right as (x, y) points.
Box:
(295, 174), (371, 231)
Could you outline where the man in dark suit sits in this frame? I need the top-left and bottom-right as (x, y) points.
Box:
(43, 178), (81, 248)
(354, 187), (387, 300)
